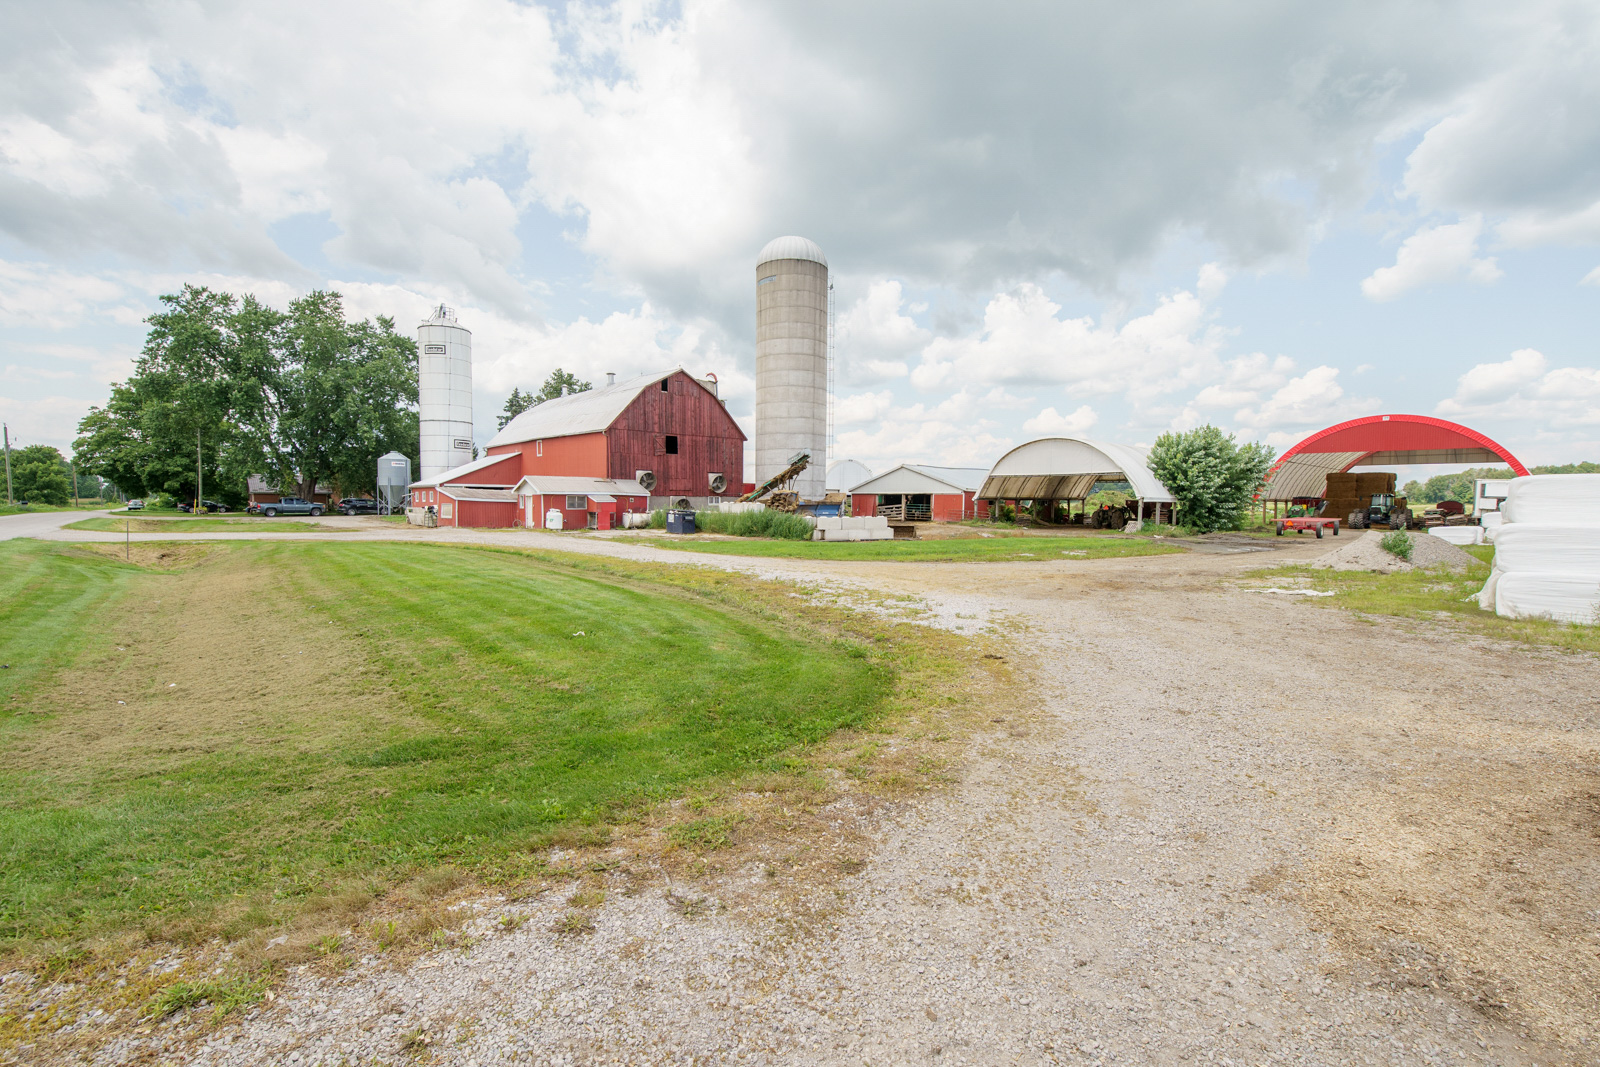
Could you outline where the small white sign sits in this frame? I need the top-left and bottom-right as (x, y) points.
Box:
(453, 438), (472, 450)
(424, 344), (447, 354)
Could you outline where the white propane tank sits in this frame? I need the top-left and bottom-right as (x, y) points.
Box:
(546, 509), (563, 530)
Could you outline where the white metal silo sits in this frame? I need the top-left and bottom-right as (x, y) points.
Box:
(755, 235), (828, 501)
(417, 304), (473, 480)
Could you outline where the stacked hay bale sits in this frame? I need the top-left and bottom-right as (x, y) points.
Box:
(1477, 474), (1600, 622)
(1322, 471), (1395, 522)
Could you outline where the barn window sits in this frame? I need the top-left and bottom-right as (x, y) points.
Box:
(535, 440), (543, 456)
(660, 378), (669, 391)
(665, 435), (679, 454)
(566, 495), (587, 510)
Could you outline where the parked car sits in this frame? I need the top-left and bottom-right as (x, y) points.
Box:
(177, 499), (229, 513)
(258, 497), (323, 517)
(338, 497), (379, 515)
(126, 499), (145, 510)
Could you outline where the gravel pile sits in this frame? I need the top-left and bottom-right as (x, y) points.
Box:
(1310, 530), (1479, 572)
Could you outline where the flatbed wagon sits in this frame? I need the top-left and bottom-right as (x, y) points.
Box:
(1275, 517), (1340, 538)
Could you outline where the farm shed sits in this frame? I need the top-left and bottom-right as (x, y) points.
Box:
(513, 476), (651, 530)
(849, 465), (992, 521)
(430, 487), (518, 528)
(1263, 414), (1528, 501)
(978, 438), (1176, 523)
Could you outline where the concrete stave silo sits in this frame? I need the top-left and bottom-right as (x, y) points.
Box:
(755, 236), (829, 501)
(418, 304), (474, 480)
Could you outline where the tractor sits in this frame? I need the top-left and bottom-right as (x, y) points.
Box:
(1347, 493), (1412, 531)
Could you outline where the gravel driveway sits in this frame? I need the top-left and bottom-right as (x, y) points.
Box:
(13, 518), (1592, 1066)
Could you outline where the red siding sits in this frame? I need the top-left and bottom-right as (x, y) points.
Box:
(853, 492), (985, 520)
(440, 494), (517, 528)
(527, 493), (649, 530)
(852, 494), (876, 516)
(488, 433), (609, 480)
(440, 454), (522, 486)
(606, 372), (745, 495)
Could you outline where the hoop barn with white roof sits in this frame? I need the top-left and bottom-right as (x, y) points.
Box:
(979, 438), (1177, 524)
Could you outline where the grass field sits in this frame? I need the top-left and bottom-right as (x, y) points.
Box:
(0, 540), (894, 957)
(1250, 545), (1600, 654)
(66, 516), (345, 533)
(641, 533), (1183, 562)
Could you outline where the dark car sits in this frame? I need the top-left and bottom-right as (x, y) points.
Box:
(177, 499), (229, 513)
(258, 497), (323, 517)
(338, 497), (379, 515)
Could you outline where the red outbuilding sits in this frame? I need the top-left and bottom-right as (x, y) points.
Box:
(848, 464), (992, 522)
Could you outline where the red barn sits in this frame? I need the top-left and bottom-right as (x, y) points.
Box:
(407, 369), (744, 527)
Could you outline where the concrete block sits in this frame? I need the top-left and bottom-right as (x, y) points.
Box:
(864, 515), (889, 529)
(842, 516), (865, 530)
(815, 516), (843, 531)
(812, 530), (826, 541)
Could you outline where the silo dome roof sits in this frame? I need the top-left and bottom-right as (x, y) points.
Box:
(757, 235), (827, 267)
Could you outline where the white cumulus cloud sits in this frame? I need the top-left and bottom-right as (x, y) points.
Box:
(1360, 215), (1503, 301)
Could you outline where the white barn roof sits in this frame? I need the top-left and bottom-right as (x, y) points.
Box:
(512, 475), (653, 498)
(979, 438), (1174, 503)
(410, 452), (521, 489)
(486, 370), (680, 449)
(849, 464), (990, 496)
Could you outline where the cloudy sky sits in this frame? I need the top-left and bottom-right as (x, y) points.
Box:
(4, 0), (1599, 477)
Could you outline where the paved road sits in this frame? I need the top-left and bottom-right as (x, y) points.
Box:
(0, 507), (115, 540)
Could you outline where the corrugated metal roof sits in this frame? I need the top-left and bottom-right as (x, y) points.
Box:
(409, 452), (520, 488)
(512, 475), (653, 498)
(437, 487), (517, 501)
(486, 370), (678, 449)
(757, 235), (827, 267)
(849, 464), (989, 495)
(980, 438), (1175, 503)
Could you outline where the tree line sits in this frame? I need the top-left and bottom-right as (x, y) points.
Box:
(1401, 462), (1599, 505)
(74, 286), (419, 505)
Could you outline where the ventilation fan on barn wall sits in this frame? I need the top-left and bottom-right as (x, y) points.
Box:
(636, 470), (657, 492)
(707, 473), (727, 494)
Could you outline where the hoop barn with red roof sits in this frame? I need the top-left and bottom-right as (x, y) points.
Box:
(1262, 414), (1528, 501)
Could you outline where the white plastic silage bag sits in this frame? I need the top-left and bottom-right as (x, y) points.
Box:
(1475, 568), (1502, 612)
(1489, 524), (1600, 574)
(1492, 573), (1600, 624)
(1501, 474), (1600, 525)
(1429, 527), (1485, 546)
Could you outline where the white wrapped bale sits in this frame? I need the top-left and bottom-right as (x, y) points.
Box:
(1500, 474), (1600, 525)
(1490, 525), (1600, 572)
(1492, 574), (1600, 624)
(1429, 527), (1484, 546)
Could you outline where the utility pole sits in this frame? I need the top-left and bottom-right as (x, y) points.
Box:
(71, 460), (79, 507)
(196, 430), (203, 513)
(3, 423), (12, 505)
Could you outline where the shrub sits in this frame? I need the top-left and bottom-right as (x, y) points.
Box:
(1146, 425), (1275, 534)
(687, 508), (814, 540)
(1380, 530), (1414, 561)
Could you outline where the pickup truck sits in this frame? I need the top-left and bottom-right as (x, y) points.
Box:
(257, 497), (324, 517)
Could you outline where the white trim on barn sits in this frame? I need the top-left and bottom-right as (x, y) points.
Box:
(848, 464), (990, 496)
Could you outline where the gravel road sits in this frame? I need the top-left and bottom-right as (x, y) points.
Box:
(10, 516), (1593, 1066)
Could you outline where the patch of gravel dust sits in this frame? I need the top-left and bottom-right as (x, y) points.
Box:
(1310, 529), (1479, 572)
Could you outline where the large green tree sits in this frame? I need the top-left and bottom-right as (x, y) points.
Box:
(497, 369), (593, 430)
(10, 445), (72, 506)
(73, 285), (418, 503)
(1147, 425), (1275, 533)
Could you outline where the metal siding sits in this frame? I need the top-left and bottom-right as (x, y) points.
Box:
(607, 371), (746, 495)
(931, 493), (968, 521)
(852, 494), (876, 516)
(453, 498), (518, 528)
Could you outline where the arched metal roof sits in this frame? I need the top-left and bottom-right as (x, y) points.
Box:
(979, 437), (1174, 503)
(757, 235), (828, 267)
(1262, 414), (1528, 501)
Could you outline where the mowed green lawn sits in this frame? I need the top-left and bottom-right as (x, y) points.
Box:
(0, 540), (888, 950)
(641, 533), (1183, 562)
(66, 516), (344, 533)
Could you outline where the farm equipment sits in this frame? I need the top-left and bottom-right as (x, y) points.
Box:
(739, 452), (810, 512)
(1089, 503), (1130, 529)
(1275, 516), (1339, 538)
(1347, 493), (1412, 531)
